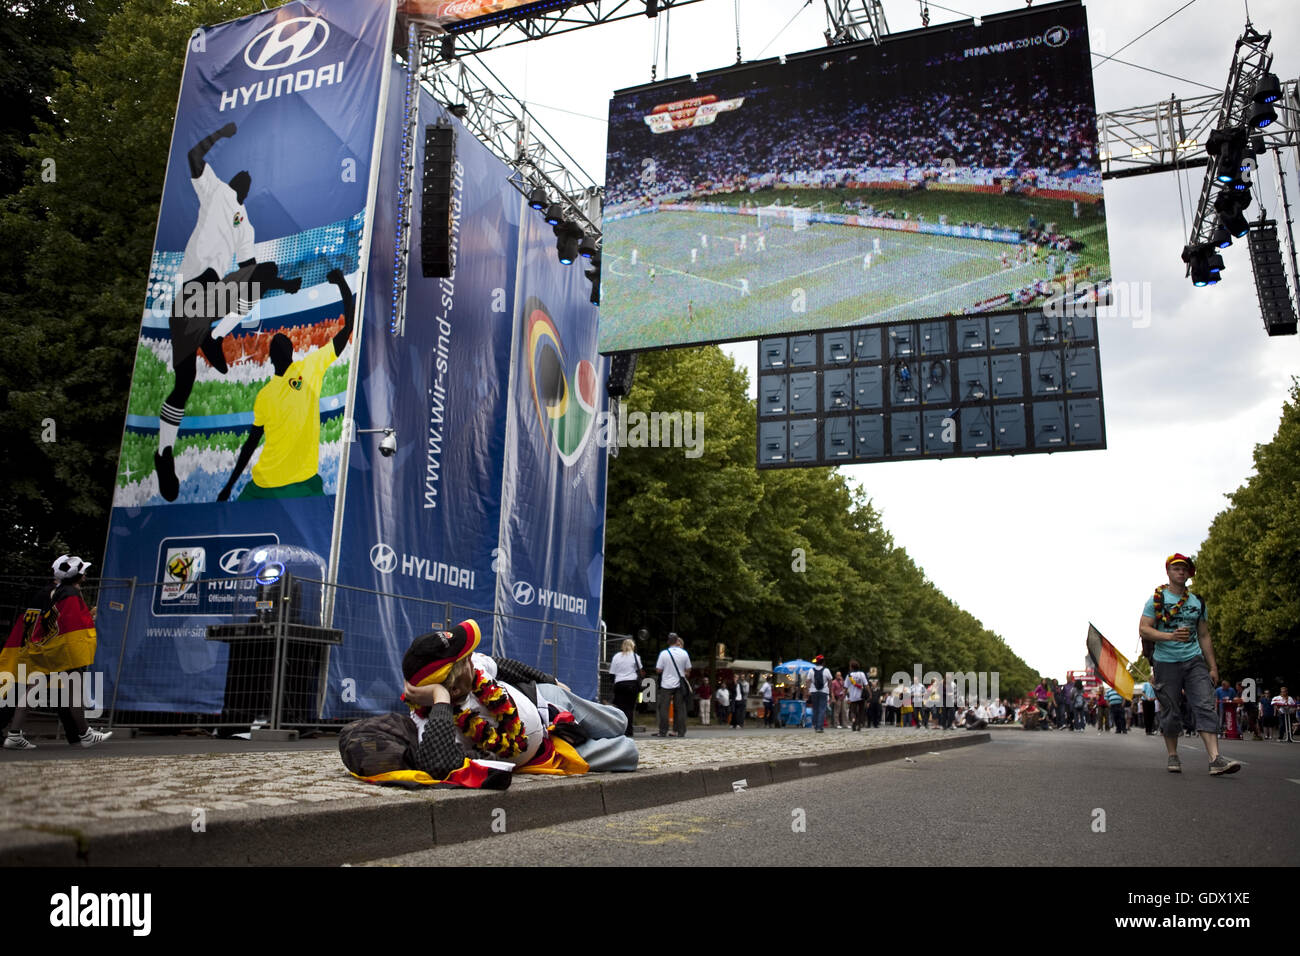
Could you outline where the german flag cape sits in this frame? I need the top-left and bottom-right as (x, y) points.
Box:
(1086, 623), (1135, 699)
(339, 713), (513, 790)
(351, 758), (514, 790)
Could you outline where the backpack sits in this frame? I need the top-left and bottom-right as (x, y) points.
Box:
(339, 713), (511, 790)
(813, 666), (826, 691)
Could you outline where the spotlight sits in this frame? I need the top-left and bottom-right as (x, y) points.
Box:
(1253, 73), (1281, 104)
(1211, 223), (1232, 249)
(1247, 101), (1276, 128)
(446, 103), (468, 119)
(1205, 127), (1244, 159)
(578, 233), (599, 259)
(1183, 242), (1223, 288)
(554, 221), (582, 264)
(1214, 189), (1252, 218)
(544, 202), (564, 226)
(1223, 209), (1250, 238)
(528, 186), (548, 210)
(256, 561), (285, 587)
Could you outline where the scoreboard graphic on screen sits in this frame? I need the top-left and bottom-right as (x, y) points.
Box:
(599, 0), (1109, 355)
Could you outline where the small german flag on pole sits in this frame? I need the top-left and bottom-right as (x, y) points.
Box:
(1086, 623), (1135, 699)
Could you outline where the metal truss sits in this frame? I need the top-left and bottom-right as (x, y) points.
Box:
(1186, 26), (1288, 250)
(390, 21), (423, 337)
(823, 0), (888, 45)
(418, 0), (706, 59)
(415, 39), (603, 236)
(1096, 85), (1300, 182)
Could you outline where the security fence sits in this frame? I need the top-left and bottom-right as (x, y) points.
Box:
(0, 574), (607, 732)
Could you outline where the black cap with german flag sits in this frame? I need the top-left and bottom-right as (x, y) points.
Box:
(1165, 553), (1196, 576)
(402, 619), (482, 688)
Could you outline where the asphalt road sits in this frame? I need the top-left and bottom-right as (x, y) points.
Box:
(362, 728), (1300, 868)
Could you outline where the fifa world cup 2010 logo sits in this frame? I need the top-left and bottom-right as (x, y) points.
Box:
(168, 553), (197, 583)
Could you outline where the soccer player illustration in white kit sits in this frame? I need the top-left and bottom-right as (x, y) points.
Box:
(155, 122), (303, 502)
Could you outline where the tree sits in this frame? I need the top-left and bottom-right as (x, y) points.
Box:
(603, 344), (1039, 695)
(1195, 380), (1300, 683)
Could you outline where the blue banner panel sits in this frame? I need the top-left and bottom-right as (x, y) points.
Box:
(496, 212), (610, 699)
(97, 500), (333, 712)
(115, 0), (393, 509)
(328, 77), (519, 717)
(100, 0), (394, 713)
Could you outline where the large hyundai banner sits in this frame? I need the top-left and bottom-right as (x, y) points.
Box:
(495, 212), (609, 700)
(327, 77), (518, 718)
(99, 0), (395, 712)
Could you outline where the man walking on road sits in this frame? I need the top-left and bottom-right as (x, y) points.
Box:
(1139, 553), (1241, 776)
(655, 634), (692, 738)
(1105, 685), (1128, 734)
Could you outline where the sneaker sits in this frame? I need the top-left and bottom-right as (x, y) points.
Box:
(78, 729), (112, 749)
(1166, 754), (1181, 773)
(3, 733), (36, 750)
(1208, 755), (1241, 775)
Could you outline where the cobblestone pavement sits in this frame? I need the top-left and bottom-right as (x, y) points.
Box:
(0, 727), (974, 831)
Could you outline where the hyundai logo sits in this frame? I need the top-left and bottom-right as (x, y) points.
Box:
(244, 17), (330, 71)
(370, 543), (397, 574)
(512, 581), (535, 606)
(218, 548), (250, 575)
(1043, 25), (1069, 47)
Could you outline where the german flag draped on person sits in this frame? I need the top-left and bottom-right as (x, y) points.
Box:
(339, 619), (638, 789)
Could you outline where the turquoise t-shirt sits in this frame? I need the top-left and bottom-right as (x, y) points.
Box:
(1142, 588), (1205, 663)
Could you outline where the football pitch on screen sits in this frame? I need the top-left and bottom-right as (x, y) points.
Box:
(598, 194), (1109, 352)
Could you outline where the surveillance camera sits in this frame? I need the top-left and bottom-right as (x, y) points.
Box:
(379, 430), (397, 458)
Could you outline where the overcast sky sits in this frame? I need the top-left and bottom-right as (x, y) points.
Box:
(468, 0), (1300, 680)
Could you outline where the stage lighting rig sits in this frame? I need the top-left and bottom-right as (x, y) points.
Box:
(1182, 22), (1294, 304)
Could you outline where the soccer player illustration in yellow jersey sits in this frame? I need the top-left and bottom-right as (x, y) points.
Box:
(217, 270), (354, 502)
(157, 122), (303, 502)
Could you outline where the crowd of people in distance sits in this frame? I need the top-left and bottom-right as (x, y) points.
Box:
(607, 64), (1098, 207)
(673, 665), (1021, 732)
(1013, 676), (1296, 740)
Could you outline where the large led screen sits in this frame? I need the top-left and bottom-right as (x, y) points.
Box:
(599, 0), (1109, 353)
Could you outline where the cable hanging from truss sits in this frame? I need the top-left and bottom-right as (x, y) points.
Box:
(734, 0), (742, 63)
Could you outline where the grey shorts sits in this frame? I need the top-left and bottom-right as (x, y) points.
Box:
(1152, 656), (1218, 736)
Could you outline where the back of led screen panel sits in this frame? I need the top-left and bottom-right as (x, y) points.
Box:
(599, 0), (1110, 354)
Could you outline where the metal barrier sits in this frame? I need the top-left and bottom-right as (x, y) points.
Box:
(72, 574), (608, 732)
